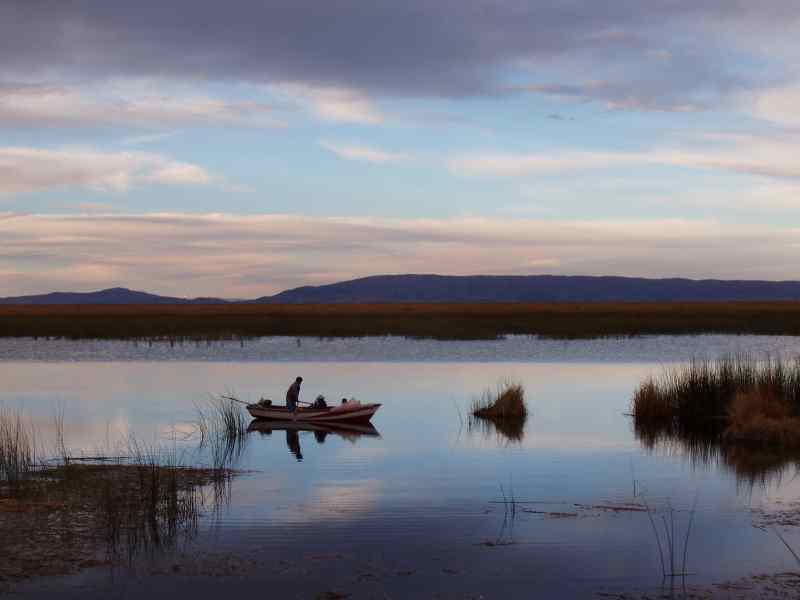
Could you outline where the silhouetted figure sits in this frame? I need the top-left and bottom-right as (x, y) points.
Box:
(313, 430), (328, 444)
(286, 429), (303, 461)
(286, 376), (302, 412)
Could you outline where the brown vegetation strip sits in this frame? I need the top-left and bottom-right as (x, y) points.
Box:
(4, 301), (800, 340)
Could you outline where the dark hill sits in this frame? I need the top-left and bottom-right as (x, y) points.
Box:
(6, 276), (800, 305)
(0, 287), (228, 305)
(255, 274), (800, 303)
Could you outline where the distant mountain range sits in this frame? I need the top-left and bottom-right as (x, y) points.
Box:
(6, 275), (800, 305)
(0, 287), (230, 305)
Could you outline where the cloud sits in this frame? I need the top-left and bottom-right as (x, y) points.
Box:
(276, 83), (383, 124)
(448, 133), (800, 181)
(516, 81), (709, 113)
(319, 140), (407, 164)
(0, 80), (284, 129)
(751, 85), (800, 127)
(1, 1), (797, 110)
(2, 213), (800, 298)
(0, 147), (214, 195)
(449, 152), (632, 177)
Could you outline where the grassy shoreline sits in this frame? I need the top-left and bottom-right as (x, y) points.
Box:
(4, 301), (800, 340)
(0, 399), (245, 584)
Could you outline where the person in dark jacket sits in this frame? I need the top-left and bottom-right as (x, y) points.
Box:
(286, 376), (302, 412)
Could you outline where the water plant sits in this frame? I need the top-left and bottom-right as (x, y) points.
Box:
(0, 409), (238, 582)
(632, 355), (800, 447)
(0, 407), (36, 488)
(472, 381), (527, 420)
(195, 395), (248, 469)
(641, 496), (697, 579)
(8, 301), (800, 341)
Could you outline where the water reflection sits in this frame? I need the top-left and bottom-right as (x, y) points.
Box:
(8, 358), (800, 598)
(467, 413), (528, 443)
(247, 420), (381, 461)
(634, 419), (800, 489)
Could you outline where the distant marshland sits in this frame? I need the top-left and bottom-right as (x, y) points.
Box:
(5, 301), (800, 340)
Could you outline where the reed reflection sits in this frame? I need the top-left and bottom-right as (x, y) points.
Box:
(467, 414), (527, 443)
(633, 418), (800, 490)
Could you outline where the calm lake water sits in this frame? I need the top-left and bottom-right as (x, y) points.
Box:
(4, 335), (800, 599)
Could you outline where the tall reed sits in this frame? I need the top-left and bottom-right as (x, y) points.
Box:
(633, 355), (800, 425)
(195, 396), (247, 469)
(472, 381), (527, 420)
(0, 407), (36, 487)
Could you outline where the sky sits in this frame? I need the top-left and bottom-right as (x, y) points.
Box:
(3, 1), (800, 297)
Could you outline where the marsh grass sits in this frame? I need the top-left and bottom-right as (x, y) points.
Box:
(472, 381), (527, 419)
(641, 496), (697, 580)
(8, 302), (800, 341)
(725, 390), (800, 446)
(0, 407), (37, 488)
(98, 439), (212, 561)
(633, 355), (800, 448)
(469, 382), (528, 444)
(195, 395), (248, 469)
(0, 411), (238, 581)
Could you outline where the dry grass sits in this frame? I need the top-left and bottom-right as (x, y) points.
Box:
(0, 411), (238, 582)
(725, 390), (800, 447)
(0, 408), (36, 488)
(4, 301), (800, 340)
(1, 460), (232, 580)
(632, 355), (800, 424)
(633, 355), (800, 453)
(472, 382), (527, 420)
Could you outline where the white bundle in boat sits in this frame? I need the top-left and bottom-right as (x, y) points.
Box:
(329, 398), (361, 413)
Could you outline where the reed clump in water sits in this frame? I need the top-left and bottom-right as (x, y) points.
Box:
(195, 396), (248, 469)
(0, 408), (36, 489)
(472, 382), (527, 420)
(632, 355), (800, 448)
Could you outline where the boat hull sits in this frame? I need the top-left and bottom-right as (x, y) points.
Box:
(246, 402), (381, 423)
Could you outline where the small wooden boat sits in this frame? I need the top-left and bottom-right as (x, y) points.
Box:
(246, 401), (381, 423)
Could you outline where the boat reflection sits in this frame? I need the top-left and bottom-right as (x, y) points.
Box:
(247, 420), (381, 461)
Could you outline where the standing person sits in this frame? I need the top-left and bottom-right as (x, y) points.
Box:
(286, 376), (303, 412)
